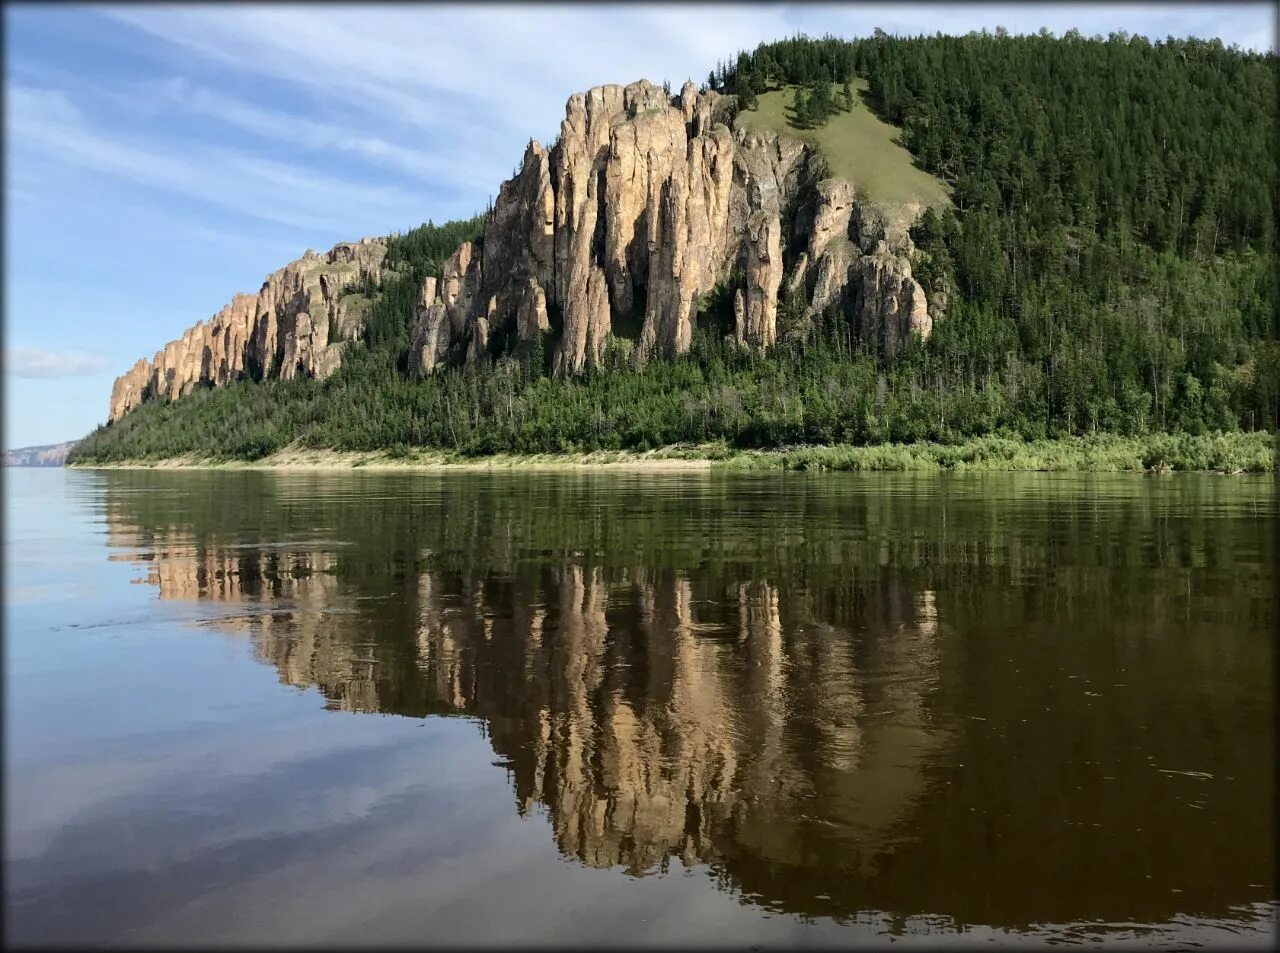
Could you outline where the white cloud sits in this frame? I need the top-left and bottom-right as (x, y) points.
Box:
(7, 346), (108, 379)
(6, 84), (432, 234)
(93, 3), (1273, 220)
(95, 5), (800, 202)
(152, 78), (495, 194)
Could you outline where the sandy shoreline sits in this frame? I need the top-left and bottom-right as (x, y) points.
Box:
(71, 447), (715, 472)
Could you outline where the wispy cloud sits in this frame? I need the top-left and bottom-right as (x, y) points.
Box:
(151, 78), (495, 194)
(6, 84), (432, 234)
(93, 4), (1273, 218)
(7, 346), (108, 379)
(95, 6), (797, 189)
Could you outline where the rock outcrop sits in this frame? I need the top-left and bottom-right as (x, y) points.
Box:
(851, 241), (933, 355)
(406, 78), (934, 376)
(109, 77), (939, 422)
(786, 178), (934, 352)
(3, 440), (78, 467)
(108, 239), (386, 421)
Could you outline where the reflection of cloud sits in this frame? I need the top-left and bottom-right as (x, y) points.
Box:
(6, 345), (107, 379)
(6, 711), (473, 866)
(2, 583), (66, 604)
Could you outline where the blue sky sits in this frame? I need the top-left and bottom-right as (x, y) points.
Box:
(4, 3), (1273, 449)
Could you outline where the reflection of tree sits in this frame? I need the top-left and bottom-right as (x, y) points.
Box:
(100, 470), (1275, 929)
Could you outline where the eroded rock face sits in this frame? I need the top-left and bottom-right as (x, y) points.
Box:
(411, 79), (835, 375)
(851, 246), (932, 356)
(113, 77), (940, 421)
(108, 359), (153, 423)
(738, 212), (783, 347)
(790, 178), (934, 352)
(516, 279), (550, 340)
(108, 239), (386, 421)
(409, 275), (451, 375)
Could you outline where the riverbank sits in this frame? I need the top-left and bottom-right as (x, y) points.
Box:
(69, 432), (1277, 473)
(74, 446), (714, 472)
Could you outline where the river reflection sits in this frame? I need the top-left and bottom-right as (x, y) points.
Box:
(85, 468), (1276, 937)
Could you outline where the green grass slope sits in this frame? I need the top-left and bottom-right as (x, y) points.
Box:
(735, 79), (950, 223)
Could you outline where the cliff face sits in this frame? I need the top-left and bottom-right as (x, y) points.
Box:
(108, 239), (387, 421)
(408, 79), (932, 375)
(108, 78), (935, 423)
(3, 440), (78, 467)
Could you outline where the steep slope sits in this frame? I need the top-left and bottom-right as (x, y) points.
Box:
(105, 79), (938, 423)
(736, 79), (951, 221)
(109, 239), (388, 421)
(3, 441), (78, 467)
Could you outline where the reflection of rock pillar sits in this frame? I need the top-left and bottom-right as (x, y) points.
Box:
(667, 574), (736, 865)
(597, 693), (658, 867)
(803, 621), (865, 773)
(917, 590), (937, 636)
(737, 580), (797, 800)
(415, 570), (465, 709)
(877, 588), (940, 723)
(738, 581), (783, 700)
(550, 564), (610, 861)
(524, 706), (552, 818)
(526, 607), (545, 673)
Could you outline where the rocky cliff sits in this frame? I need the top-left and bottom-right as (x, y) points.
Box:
(3, 440), (78, 467)
(109, 78), (935, 423)
(409, 79), (934, 377)
(108, 239), (387, 421)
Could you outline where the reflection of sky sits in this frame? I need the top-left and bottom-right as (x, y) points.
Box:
(5, 470), (1276, 947)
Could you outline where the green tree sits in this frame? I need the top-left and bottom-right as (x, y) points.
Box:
(792, 86), (812, 127)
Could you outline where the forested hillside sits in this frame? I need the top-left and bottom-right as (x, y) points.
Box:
(720, 31), (1278, 432)
(70, 31), (1278, 465)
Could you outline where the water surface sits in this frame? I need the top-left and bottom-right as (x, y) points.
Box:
(5, 468), (1276, 947)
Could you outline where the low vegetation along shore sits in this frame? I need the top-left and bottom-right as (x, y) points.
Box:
(71, 432), (1276, 474)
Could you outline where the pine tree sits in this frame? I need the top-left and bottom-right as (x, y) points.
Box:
(807, 79), (835, 126)
(792, 86), (811, 128)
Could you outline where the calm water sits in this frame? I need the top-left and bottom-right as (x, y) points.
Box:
(4, 467), (1276, 947)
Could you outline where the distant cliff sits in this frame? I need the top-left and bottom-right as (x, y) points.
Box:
(106, 79), (934, 424)
(4, 441), (78, 467)
(109, 239), (387, 421)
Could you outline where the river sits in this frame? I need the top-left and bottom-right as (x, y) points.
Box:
(5, 467), (1275, 946)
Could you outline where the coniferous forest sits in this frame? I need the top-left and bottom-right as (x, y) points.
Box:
(70, 31), (1278, 466)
